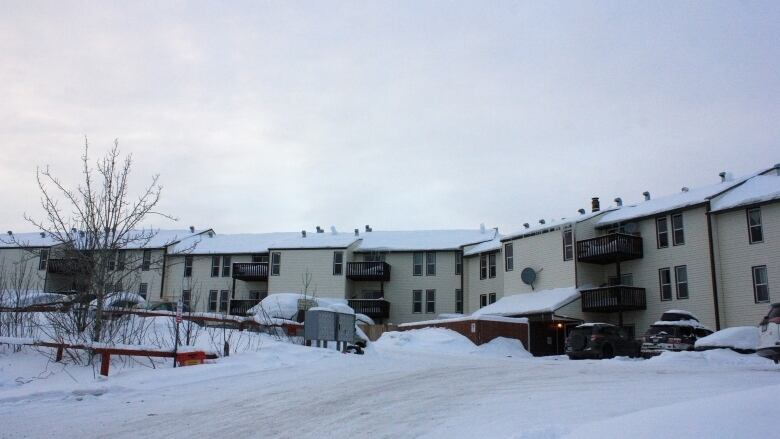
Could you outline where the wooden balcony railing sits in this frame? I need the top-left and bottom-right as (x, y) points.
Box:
(229, 299), (261, 316)
(581, 286), (646, 313)
(348, 299), (390, 319)
(46, 258), (88, 275)
(576, 233), (643, 264)
(346, 262), (391, 282)
(232, 262), (269, 281)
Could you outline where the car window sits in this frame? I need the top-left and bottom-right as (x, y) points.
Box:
(617, 329), (628, 339)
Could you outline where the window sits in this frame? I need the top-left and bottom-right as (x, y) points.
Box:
(38, 249), (48, 271)
(138, 283), (148, 300)
(184, 256), (193, 277)
(271, 252), (281, 276)
(107, 252), (116, 271)
(488, 253), (497, 278)
(211, 256), (220, 277)
(142, 250), (151, 271)
(489, 292), (497, 304)
(208, 290), (218, 312)
(455, 289), (463, 313)
(333, 251), (343, 275)
(252, 254), (268, 263)
(220, 290), (229, 312)
(675, 265), (689, 299)
(753, 265), (769, 303)
(747, 208), (763, 244)
(425, 289), (435, 313)
(656, 217), (669, 248)
(412, 290), (422, 313)
(479, 294), (487, 308)
(455, 252), (462, 276)
(222, 256), (231, 277)
(504, 243), (513, 271)
(608, 273), (633, 286)
(116, 251), (125, 271)
(671, 213), (685, 245)
(659, 268), (672, 301)
(364, 252), (386, 262)
(412, 252), (423, 276)
(426, 252), (436, 276)
(562, 229), (573, 261)
(479, 254), (487, 279)
(182, 290), (191, 308)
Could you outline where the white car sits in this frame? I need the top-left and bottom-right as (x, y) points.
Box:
(757, 303), (780, 364)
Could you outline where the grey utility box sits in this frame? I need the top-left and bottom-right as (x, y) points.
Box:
(304, 309), (356, 343)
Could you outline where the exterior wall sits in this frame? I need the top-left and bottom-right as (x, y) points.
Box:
(502, 228), (575, 294)
(614, 205), (717, 333)
(268, 248), (349, 299)
(715, 202), (780, 327)
(463, 250), (504, 315)
(351, 250), (463, 324)
(0, 247), (48, 292)
(574, 215), (609, 288)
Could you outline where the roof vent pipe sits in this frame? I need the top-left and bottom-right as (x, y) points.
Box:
(354, 228), (359, 237)
(523, 223), (530, 229)
(681, 187), (689, 193)
(365, 225), (370, 232)
(614, 197), (623, 207)
(539, 219), (546, 225)
(578, 208), (586, 215)
(330, 226), (337, 235)
(775, 163), (780, 176)
(719, 171), (727, 182)
(302, 230), (306, 238)
(480, 223), (486, 234)
(6, 231), (11, 236)
(591, 197), (600, 212)
(643, 191), (651, 201)
(316, 226), (323, 233)
(40, 232), (45, 238)
(189, 226), (195, 233)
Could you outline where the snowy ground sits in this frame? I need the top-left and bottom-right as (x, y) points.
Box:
(0, 328), (777, 439)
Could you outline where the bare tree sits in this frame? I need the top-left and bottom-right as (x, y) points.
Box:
(21, 138), (175, 342)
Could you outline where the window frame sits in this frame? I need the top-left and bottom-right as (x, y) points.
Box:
(479, 254), (487, 280)
(562, 229), (574, 261)
(671, 213), (685, 246)
(251, 254), (269, 263)
(412, 290), (422, 313)
(116, 251), (125, 271)
(184, 255), (193, 277)
(182, 290), (192, 309)
(142, 250), (152, 271)
(659, 268), (672, 301)
(208, 290), (218, 312)
(211, 255), (221, 277)
(455, 289), (463, 314)
(138, 283), (148, 300)
(333, 251), (344, 275)
(425, 289), (436, 314)
(222, 256), (231, 277)
(455, 252), (462, 276)
(488, 292), (497, 304)
(488, 253), (497, 278)
(656, 216), (669, 249)
(38, 248), (49, 271)
(426, 252), (436, 276)
(412, 252), (423, 276)
(752, 265), (769, 303)
(270, 252), (281, 276)
(479, 294), (487, 308)
(675, 265), (689, 300)
(747, 207), (764, 244)
(504, 243), (513, 271)
(219, 290), (229, 313)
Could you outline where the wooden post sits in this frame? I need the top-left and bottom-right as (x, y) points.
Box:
(100, 352), (110, 376)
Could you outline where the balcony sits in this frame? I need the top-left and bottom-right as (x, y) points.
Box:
(581, 286), (646, 313)
(232, 262), (269, 281)
(576, 233), (643, 264)
(46, 258), (88, 275)
(348, 299), (390, 319)
(346, 262), (391, 282)
(229, 299), (261, 316)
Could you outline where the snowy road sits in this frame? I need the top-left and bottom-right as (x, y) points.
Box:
(0, 338), (778, 439)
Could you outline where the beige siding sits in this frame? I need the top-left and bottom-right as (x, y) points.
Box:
(0, 248), (48, 292)
(714, 202), (780, 327)
(268, 248), (348, 299)
(464, 250), (504, 315)
(503, 228), (575, 294)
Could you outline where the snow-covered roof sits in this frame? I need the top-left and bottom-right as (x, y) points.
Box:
(472, 287), (581, 317)
(502, 210), (606, 242)
(170, 232), (301, 254)
(711, 173), (780, 212)
(122, 229), (209, 249)
(270, 232), (360, 250)
(356, 229), (496, 252)
(597, 174), (754, 226)
(0, 232), (58, 248)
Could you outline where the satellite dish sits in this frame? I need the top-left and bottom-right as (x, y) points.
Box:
(521, 267), (537, 286)
(624, 222), (638, 234)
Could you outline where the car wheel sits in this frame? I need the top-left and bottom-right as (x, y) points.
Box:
(601, 345), (614, 359)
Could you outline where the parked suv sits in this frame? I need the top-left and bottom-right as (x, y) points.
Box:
(641, 310), (713, 357)
(565, 323), (640, 359)
(757, 303), (780, 364)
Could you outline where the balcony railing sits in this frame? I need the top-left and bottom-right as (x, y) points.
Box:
(346, 262), (391, 282)
(581, 286), (646, 313)
(229, 299), (261, 316)
(348, 299), (390, 319)
(576, 233), (643, 264)
(46, 258), (88, 275)
(232, 262), (269, 281)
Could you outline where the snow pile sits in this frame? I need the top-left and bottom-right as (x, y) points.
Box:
(472, 287), (580, 317)
(647, 348), (772, 367)
(90, 292), (147, 309)
(695, 326), (759, 352)
(0, 290), (68, 307)
(248, 293), (353, 323)
(373, 328), (478, 355)
(476, 337), (533, 358)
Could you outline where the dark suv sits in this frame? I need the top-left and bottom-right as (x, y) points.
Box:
(565, 323), (640, 359)
(640, 310), (713, 357)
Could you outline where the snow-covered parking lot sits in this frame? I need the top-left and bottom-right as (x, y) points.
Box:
(0, 329), (778, 439)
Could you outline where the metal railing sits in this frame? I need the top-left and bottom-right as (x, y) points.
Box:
(581, 286), (646, 313)
(232, 262), (269, 281)
(576, 233), (643, 264)
(346, 262), (391, 281)
(348, 299), (390, 319)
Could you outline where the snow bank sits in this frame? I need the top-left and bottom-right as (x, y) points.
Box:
(476, 337), (533, 358)
(373, 328), (478, 355)
(695, 326), (759, 351)
(0, 290), (67, 307)
(472, 287), (580, 317)
(90, 292), (147, 308)
(248, 294), (352, 321)
(646, 348), (773, 367)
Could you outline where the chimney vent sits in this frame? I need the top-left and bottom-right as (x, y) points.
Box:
(330, 226), (337, 235)
(681, 187), (689, 193)
(480, 223), (486, 234)
(316, 226), (323, 233)
(539, 219), (546, 225)
(365, 225), (370, 232)
(40, 232), (45, 238)
(354, 228), (359, 237)
(719, 171), (727, 182)
(774, 163), (780, 176)
(614, 197), (623, 207)
(523, 223), (530, 229)
(302, 230), (307, 238)
(6, 231), (11, 236)
(643, 191), (651, 201)
(578, 208), (586, 215)
(591, 197), (600, 212)
(189, 226), (195, 233)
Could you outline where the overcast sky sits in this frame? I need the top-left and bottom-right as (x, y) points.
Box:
(1, 1), (778, 236)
